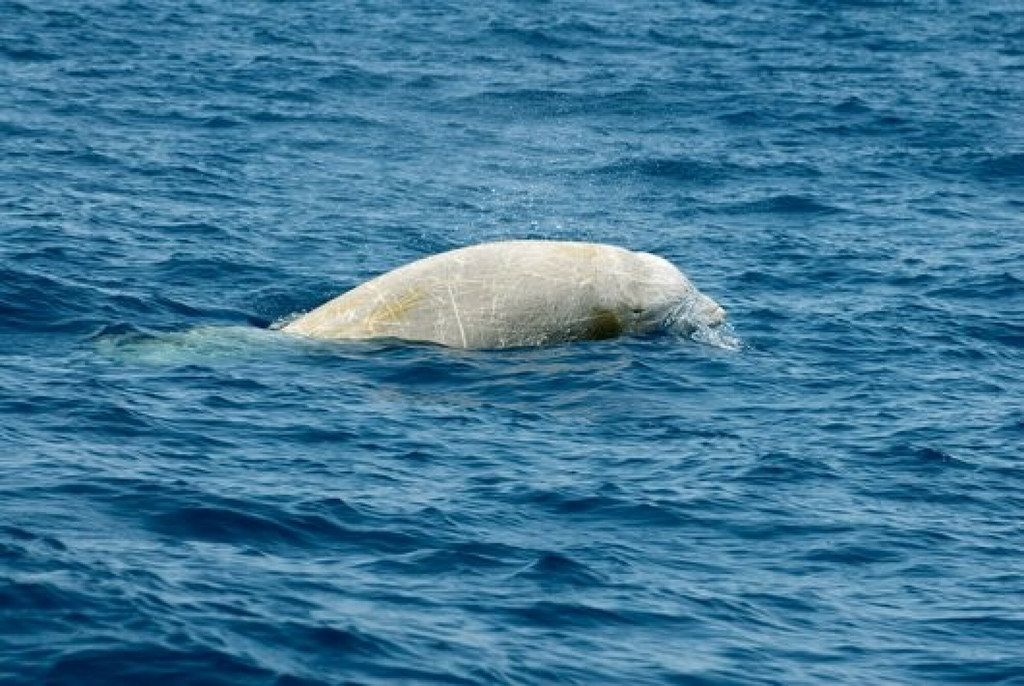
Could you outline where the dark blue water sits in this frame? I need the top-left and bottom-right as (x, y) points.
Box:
(3, 0), (1024, 683)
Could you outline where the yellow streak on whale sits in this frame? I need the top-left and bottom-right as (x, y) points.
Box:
(365, 288), (426, 335)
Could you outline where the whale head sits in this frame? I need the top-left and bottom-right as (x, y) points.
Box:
(622, 251), (726, 336)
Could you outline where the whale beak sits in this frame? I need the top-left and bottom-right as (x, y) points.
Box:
(665, 294), (726, 334)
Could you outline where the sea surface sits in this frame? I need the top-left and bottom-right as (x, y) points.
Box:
(2, 0), (1023, 683)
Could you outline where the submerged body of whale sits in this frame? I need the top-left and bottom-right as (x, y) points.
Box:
(281, 240), (726, 349)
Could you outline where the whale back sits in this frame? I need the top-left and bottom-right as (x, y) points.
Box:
(281, 241), (724, 349)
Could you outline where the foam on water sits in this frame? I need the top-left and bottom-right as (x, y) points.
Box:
(689, 323), (744, 352)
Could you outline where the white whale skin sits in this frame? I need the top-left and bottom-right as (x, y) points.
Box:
(281, 240), (725, 349)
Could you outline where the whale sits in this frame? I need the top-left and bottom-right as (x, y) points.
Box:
(280, 240), (726, 349)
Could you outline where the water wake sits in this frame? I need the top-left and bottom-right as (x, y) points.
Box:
(93, 326), (287, 365)
(689, 323), (743, 351)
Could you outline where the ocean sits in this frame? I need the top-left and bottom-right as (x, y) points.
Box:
(2, 0), (1023, 683)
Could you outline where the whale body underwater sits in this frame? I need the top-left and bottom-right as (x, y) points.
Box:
(281, 240), (726, 349)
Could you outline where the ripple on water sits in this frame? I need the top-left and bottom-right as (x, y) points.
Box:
(3, 0), (1024, 683)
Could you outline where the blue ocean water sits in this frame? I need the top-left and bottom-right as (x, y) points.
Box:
(2, 0), (1023, 682)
